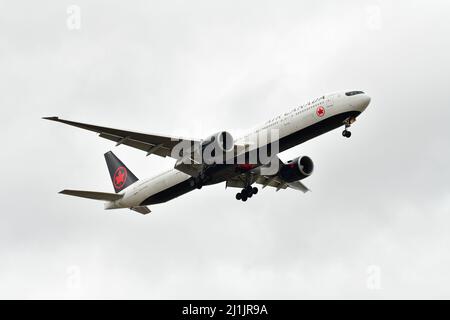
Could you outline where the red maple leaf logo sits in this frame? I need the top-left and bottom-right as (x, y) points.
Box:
(113, 167), (127, 189)
(316, 106), (325, 117)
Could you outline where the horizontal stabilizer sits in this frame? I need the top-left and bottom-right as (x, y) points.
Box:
(59, 189), (124, 201)
(130, 206), (151, 215)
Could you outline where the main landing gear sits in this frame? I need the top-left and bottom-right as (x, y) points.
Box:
(190, 171), (206, 189)
(235, 186), (259, 202)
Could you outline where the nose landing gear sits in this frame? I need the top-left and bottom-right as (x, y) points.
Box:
(342, 118), (355, 138)
(342, 128), (351, 138)
(235, 186), (258, 202)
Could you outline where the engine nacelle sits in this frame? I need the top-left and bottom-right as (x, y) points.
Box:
(201, 131), (234, 164)
(279, 156), (314, 182)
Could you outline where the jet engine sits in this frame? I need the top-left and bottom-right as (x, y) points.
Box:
(278, 156), (314, 182)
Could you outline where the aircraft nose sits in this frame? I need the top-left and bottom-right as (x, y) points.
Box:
(358, 94), (371, 111)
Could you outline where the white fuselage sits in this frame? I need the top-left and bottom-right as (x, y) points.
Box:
(106, 91), (371, 210)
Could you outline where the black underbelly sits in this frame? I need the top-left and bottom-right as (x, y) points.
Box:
(140, 111), (360, 205)
(141, 177), (196, 205)
(278, 110), (360, 152)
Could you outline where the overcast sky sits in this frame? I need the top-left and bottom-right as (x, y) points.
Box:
(1, 0), (450, 299)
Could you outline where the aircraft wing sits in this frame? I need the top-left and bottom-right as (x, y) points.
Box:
(43, 117), (200, 158)
(225, 172), (310, 193)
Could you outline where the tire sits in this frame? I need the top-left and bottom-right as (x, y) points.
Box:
(236, 193), (242, 200)
(346, 131), (352, 138)
(252, 187), (258, 195)
(241, 194), (248, 202)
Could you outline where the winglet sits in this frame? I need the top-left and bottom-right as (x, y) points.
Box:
(42, 116), (59, 121)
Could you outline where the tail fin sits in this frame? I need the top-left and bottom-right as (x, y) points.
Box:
(104, 151), (138, 193)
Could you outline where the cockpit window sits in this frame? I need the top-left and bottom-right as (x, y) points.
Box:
(345, 91), (365, 96)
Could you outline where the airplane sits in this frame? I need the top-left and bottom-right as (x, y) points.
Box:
(44, 90), (371, 214)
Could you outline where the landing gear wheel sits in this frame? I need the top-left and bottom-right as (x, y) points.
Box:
(237, 186), (258, 201)
(342, 130), (351, 138)
(194, 171), (206, 189)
